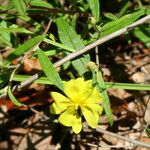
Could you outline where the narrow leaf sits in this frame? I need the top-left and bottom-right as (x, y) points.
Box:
(101, 9), (145, 37)
(133, 25), (150, 48)
(146, 128), (150, 138)
(12, 0), (26, 16)
(105, 82), (150, 91)
(38, 49), (64, 91)
(56, 17), (90, 75)
(0, 27), (32, 34)
(13, 74), (150, 91)
(44, 38), (74, 52)
(104, 13), (118, 20)
(30, 0), (53, 8)
(56, 17), (84, 50)
(96, 70), (113, 125)
(8, 86), (22, 106)
(118, 0), (130, 17)
(87, 0), (100, 22)
(3, 35), (45, 66)
(0, 21), (11, 47)
(0, 68), (12, 88)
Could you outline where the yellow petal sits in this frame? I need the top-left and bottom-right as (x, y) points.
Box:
(50, 103), (64, 114)
(63, 78), (93, 101)
(72, 123), (82, 134)
(50, 92), (70, 114)
(86, 87), (103, 103)
(58, 108), (82, 133)
(82, 104), (103, 128)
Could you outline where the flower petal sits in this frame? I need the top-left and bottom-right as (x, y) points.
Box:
(82, 104), (103, 128)
(50, 92), (70, 114)
(63, 78), (93, 101)
(86, 87), (103, 103)
(58, 108), (82, 134)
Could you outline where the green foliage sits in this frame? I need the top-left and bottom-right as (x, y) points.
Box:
(3, 35), (45, 66)
(12, 0), (27, 16)
(133, 25), (150, 48)
(8, 86), (23, 106)
(0, 21), (11, 47)
(0, 25), (33, 34)
(104, 13), (118, 21)
(87, 0), (100, 22)
(29, 0), (53, 8)
(118, 0), (130, 17)
(0, 0), (150, 130)
(100, 9), (146, 37)
(0, 68), (12, 88)
(146, 128), (150, 138)
(38, 49), (64, 91)
(56, 17), (90, 75)
(12, 74), (150, 91)
(91, 65), (113, 125)
(56, 18), (84, 50)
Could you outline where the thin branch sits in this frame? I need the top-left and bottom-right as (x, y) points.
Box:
(28, 7), (90, 17)
(13, 73), (40, 91)
(12, 20), (52, 91)
(54, 15), (150, 68)
(11, 15), (150, 91)
(87, 142), (134, 149)
(95, 46), (100, 66)
(96, 127), (150, 148)
(2, 20), (53, 117)
(43, 20), (52, 35)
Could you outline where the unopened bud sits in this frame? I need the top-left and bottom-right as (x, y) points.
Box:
(86, 61), (97, 71)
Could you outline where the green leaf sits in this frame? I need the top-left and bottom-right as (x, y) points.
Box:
(104, 13), (118, 20)
(0, 5), (7, 10)
(118, 0), (130, 17)
(95, 70), (113, 125)
(13, 74), (53, 85)
(0, 35), (12, 47)
(146, 128), (150, 138)
(0, 21), (11, 47)
(146, 8), (150, 15)
(133, 25), (150, 48)
(0, 27), (32, 34)
(3, 35), (45, 66)
(105, 82), (150, 91)
(12, 0), (26, 16)
(44, 38), (74, 52)
(0, 86), (8, 98)
(87, 0), (100, 22)
(0, 68), (12, 89)
(12, 74), (150, 91)
(30, 0), (53, 8)
(8, 86), (22, 106)
(56, 18), (84, 50)
(38, 49), (64, 91)
(101, 9), (146, 37)
(56, 17), (90, 75)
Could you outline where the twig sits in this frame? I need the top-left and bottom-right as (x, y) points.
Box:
(28, 7), (90, 17)
(12, 15), (150, 91)
(96, 127), (150, 148)
(43, 20), (52, 35)
(95, 46), (100, 66)
(12, 73), (40, 91)
(3, 20), (53, 118)
(87, 142), (134, 149)
(12, 20), (52, 91)
(54, 15), (150, 68)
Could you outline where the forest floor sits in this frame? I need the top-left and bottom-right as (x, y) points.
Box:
(0, 38), (150, 150)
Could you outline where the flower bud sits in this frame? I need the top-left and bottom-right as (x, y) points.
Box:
(86, 61), (97, 71)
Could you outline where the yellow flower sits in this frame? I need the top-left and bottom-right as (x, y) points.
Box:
(50, 78), (103, 134)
